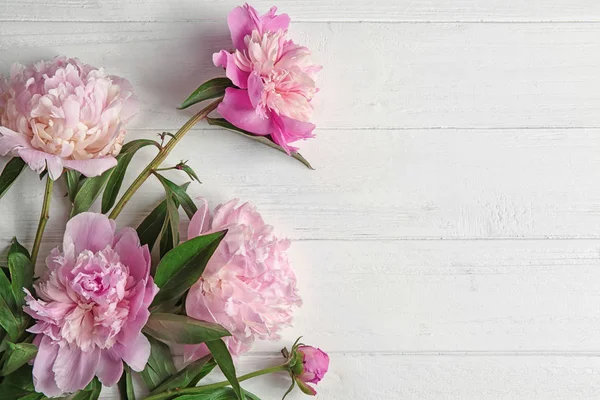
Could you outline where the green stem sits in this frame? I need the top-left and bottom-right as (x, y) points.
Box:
(108, 98), (222, 220)
(144, 364), (288, 400)
(31, 176), (54, 265)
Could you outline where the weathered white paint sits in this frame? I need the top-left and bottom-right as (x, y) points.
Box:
(1, 0), (600, 399)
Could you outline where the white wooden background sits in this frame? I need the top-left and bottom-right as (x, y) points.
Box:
(2, 0), (600, 399)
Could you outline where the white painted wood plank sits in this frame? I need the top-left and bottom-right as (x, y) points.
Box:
(2, 22), (600, 130)
(4, 129), (600, 241)
(2, 0), (600, 22)
(99, 354), (600, 399)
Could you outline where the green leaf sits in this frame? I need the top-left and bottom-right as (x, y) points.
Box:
(0, 342), (37, 376)
(207, 118), (314, 170)
(15, 394), (44, 400)
(118, 364), (136, 400)
(188, 358), (217, 388)
(0, 365), (36, 399)
(179, 164), (201, 183)
(102, 139), (160, 214)
(205, 339), (245, 400)
(0, 268), (17, 314)
(8, 238), (33, 307)
(144, 313), (230, 345)
(71, 167), (114, 216)
(149, 355), (211, 395)
(178, 78), (232, 110)
(0, 294), (21, 341)
(141, 335), (177, 391)
(71, 378), (102, 400)
(65, 170), (81, 203)
(137, 183), (190, 252)
(295, 379), (317, 396)
(0, 158), (26, 200)
(159, 193), (180, 259)
(155, 174), (197, 219)
(151, 231), (227, 307)
(177, 388), (261, 400)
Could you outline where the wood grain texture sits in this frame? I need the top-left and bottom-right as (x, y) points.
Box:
(1, 0), (600, 22)
(2, 22), (600, 130)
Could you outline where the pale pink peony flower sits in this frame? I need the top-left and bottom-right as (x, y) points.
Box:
(294, 346), (330, 395)
(0, 56), (139, 179)
(24, 212), (158, 397)
(185, 198), (301, 360)
(213, 3), (320, 153)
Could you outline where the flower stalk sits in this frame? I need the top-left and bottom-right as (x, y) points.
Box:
(144, 364), (288, 400)
(31, 176), (54, 265)
(108, 98), (222, 220)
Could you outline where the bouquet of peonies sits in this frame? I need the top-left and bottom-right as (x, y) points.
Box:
(0, 4), (328, 399)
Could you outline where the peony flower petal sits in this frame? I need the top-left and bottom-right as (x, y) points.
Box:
(44, 155), (64, 180)
(113, 227), (149, 282)
(53, 344), (100, 393)
(218, 88), (272, 135)
(0, 126), (31, 156)
(271, 114), (316, 154)
(213, 50), (250, 89)
(63, 212), (116, 257)
(96, 349), (123, 387)
(260, 6), (291, 34)
(188, 197), (211, 239)
(247, 71), (264, 109)
(32, 335), (62, 397)
(114, 333), (151, 372)
(62, 157), (118, 178)
(227, 4), (260, 50)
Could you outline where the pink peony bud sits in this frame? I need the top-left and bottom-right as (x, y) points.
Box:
(213, 3), (320, 153)
(293, 346), (330, 395)
(0, 56), (139, 179)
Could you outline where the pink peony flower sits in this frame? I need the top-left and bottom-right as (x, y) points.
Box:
(294, 346), (330, 395)
(0, 56), (139, 179)
(185, 198), (301, 359)
(24, 212), (158, 397)
(213, 3), (320, 153)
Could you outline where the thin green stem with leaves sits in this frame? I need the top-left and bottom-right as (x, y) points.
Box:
(108, 98), (222, 220)
(144, 364), (288, 400)
(31, 176), (54, 265)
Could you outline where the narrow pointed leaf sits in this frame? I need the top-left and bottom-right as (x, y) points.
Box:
(65, 170), (81, 203)
(180, 164), (201, 183)
(178, 388), (261, 400)
(178, 78), (232, 110)
(206, 339), (245, 400)
(8, 238), (33, 307)
(118, 364), (136, 400)
(0, 158), (26, 200)
(151, 231), (227, 307)
(159, 193), (180, 258)
(155, 174), (197, 219)
(144, 313), (230, 345)
(207, 118), (314, 170)
(137, 183), (190, 252)
(0, 342), (37, 376)
(188, 357), (217, 387)
(102, 139), (160, 213)
(0, 269), (16, 313)
(149, 355), (211, 394)
(71, 167), (114, 216)
(0, 295), (20, 341)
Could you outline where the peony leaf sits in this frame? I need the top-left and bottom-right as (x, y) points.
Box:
(137, 182), (190, 252)
(102, 139), (160, 214)
(8, 238), (33, 308)
(71, 167), (114, 216)
(159, 192), (180, 258)
(71, 378), (102, 400)
(206, 339), (245, 400)
(179, 164), (201, 183)
(149, 355), (212, 395)
(177, 388), (261, 400)
(0, 293), (20, 341)
(188, 357), (217, 387)
(0, 342), (37, 376)
(207, 118), (314, 170)
(151, 230), (227, 307)
(0, 158), (26, 201)
(155, 173), (197, 219)
(65, 170), (81, 203)
(118, 365), (136, 400)
(144, 313), (230, 345)
(141, 335), (177, 391)
(178, 78), (232, 110)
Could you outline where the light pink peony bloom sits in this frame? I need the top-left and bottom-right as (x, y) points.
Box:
(24, 212), (158, 397)
(0, 56), (139, 179)
(185, 198), (301, 359)
(295, 346), (330, 395)
(213, 3), (320, 153)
